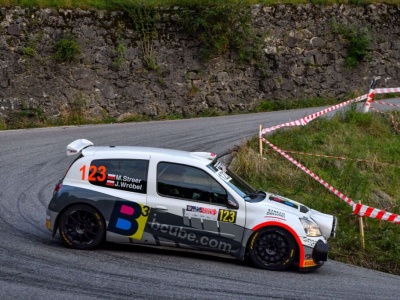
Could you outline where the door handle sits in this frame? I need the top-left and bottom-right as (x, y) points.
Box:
(154, 205), (168, 212)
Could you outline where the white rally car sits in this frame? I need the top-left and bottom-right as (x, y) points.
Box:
(46, 139), (337, 271)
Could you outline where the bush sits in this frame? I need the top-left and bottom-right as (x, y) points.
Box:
(54, 37), (81, 63)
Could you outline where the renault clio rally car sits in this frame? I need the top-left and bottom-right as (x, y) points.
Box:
(46, 139), (337, 271)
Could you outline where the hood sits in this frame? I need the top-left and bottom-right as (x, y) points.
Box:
(261, 193), (337, 239)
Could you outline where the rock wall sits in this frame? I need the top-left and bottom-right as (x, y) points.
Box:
(0, 4), (400, 123)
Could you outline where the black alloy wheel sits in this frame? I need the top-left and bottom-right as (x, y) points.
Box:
(58, 204), (105, 250)
(248, 226), (296, 271)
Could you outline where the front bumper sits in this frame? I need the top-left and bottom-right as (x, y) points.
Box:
(298, 239), (329, 271)
(313, 240), (329, 262)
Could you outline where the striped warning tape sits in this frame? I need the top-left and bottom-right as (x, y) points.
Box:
(363, 89), (375, 110)
(261, 94), (367, 135)
(370, 106), (384, 114)
(262, 137), (400, 224)
(370, 106), (400, 133)
(261, 137), (355, 206)
(268, 148), (400, 168)
(353, 203), (400, 224)
(260, 89), (400, 224)
(375, 87), (400, 94)
(374, 101), (400, 108)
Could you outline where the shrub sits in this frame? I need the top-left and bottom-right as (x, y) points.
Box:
(54, 37), (81, 63)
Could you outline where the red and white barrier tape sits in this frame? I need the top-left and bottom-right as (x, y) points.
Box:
(374, 101), (400, 108)
(261, 137), (355, 206)
(353, 203), (400, 224)
(370, 106), (384, 114)
(260, 89), (400, 224)
(363, 89), (375, 111)
(261, 94), (367, 135)
(375, 87), (400, 94)
(271, 148), (399, 168)
(262, 137), (400, 224)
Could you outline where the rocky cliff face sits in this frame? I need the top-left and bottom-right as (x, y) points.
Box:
(0, 4), (399, 123)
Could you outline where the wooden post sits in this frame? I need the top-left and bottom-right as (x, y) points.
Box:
(259, 124), (263, 156)
(358, 200), (365, 249)
(363, 78), (377, 113)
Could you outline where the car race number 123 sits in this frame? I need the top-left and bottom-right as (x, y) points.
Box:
(218, 209), (237, 223)
(108, 201), (150, 240)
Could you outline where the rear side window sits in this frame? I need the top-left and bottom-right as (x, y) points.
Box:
(89, 159), (148, 194)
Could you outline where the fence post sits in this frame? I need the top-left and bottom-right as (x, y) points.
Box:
(358, 200), (365, 249)
(259, 124), (263, 156)
(363, 78), (378, 113)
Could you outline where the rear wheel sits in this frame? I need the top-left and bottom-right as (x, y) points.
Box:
(58, 204), (105, 250)
(248, 226), (296, 271)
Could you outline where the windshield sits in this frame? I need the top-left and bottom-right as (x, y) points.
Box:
(208, 161), (257, 198)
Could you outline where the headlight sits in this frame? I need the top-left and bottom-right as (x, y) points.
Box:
(300, 218), (322, 237)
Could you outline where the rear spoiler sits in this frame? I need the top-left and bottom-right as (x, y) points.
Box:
(66, 139), (94, 156)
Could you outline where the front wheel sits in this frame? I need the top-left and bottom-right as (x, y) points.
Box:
(248, 226), (296, 271)
(58, 204), (105, 250)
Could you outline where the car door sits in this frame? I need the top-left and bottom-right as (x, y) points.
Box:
(146, 161), (245, 255)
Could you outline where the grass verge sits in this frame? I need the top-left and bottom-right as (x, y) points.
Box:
(230, 106), (400, 275)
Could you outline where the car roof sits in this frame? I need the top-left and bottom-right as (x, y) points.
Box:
(81, 146), (215, 165)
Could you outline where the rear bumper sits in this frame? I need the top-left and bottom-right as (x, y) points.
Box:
(46, 209), (59, 234)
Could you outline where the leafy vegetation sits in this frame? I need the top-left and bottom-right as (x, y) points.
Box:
(112, 42), (127, 70)
(53, 36), (81, 63)
(330, 18), (372, 68)
(230, 106), (400, 274)
(179, 1), (264, 66)
(1, 1), (400, 9)
(115, 2), (161, 71)
(7, 107), (46, 129)
(257, 96), (344, 112)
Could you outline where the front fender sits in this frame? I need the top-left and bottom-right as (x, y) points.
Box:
(250, 221), (305, 268)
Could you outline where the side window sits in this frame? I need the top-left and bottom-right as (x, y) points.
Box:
(89, 159), (148, 194)
(157, 162), (227, 205)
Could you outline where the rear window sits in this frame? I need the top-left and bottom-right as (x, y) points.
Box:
(88, 159), (148, 194)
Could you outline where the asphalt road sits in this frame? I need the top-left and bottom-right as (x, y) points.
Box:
(1, 104), (400, 299)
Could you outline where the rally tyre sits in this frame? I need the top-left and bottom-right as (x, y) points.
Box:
(58, 204), (105, 250)
(248, 227), (296, 271)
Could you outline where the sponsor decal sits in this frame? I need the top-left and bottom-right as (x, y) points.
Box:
(218, 209), (237, 223)
(305, 254), (313, 260)
(303, 259), (317, 267)
(185, 205), (218, 220)
(214, 161), (232, 182)
(108, 201), (150, 240)
(266, 209), (285, 219)
(149, 218), (232, 253)
(269, 195), (299, 209)
(302, 237), (317, 248)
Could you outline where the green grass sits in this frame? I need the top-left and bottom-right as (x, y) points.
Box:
(1, 0), (400, 9)
(0, 105), (228, 129)
(257, 97), (346, 112)
(230, 106), (400, 274)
